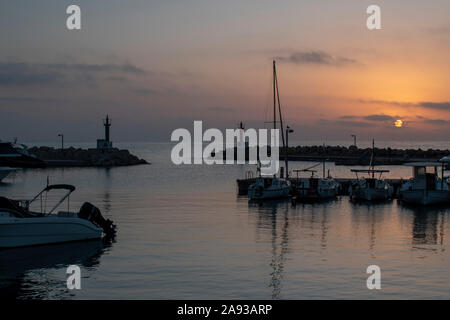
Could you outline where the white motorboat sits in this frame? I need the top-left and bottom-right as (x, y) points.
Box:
(399, 162), (450, 206)
(0, 184), (116, 248)
(0, 167), (16, 182)
(248, 177), (291, 200)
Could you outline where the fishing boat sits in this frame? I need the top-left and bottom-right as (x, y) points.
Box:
(0, 184), (116, 248)
(349, 170), (393, 201)
(248, 176), (291, 200)
(349, 140), (393, 201)
(290, 167), (340, 201)
(399, 162), (450, 205)
(0, 167), (16, 182)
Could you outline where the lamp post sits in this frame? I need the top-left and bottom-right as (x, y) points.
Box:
(58, 134), (64, 150)
(351, 134), (357, 147)
(285, 126), (294, 178)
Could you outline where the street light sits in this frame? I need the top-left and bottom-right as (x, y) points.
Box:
(58, 134), (64, 150)
(285, 126), (294, 178)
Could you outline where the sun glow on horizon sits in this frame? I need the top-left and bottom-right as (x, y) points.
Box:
(394, 119), (403, 128)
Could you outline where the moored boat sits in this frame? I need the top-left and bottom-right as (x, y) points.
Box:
(349, 140), (393, 201)
(291, 168), (340, 201)
(399, 162), (450, 206)
(248, 177), (291, 200)
(0, 184), (116, 248)
(349, 170), (393, 201)
(0, 141), (46, 168)
(0, 167), (16, 182)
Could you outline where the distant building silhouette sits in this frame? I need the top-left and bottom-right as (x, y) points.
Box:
(97, 115), (113, 149)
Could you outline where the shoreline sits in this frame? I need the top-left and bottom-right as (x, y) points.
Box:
(283, 145), (449, 165)
(218, 145), (449, 166)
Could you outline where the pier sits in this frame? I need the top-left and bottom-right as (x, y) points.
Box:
(28, 146), (148, 167)
(237, 177), (405, 197)
(281, 145), (449, 166)
(20, 116), (148, 168)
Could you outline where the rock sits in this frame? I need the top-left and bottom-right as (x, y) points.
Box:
(28, 146), (149, 167)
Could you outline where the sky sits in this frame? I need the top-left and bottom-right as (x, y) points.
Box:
(0, 0), (449, 143)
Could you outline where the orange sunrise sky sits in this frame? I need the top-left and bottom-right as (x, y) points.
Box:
(0, 0), (449, 142)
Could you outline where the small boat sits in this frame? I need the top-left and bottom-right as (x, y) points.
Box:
(0, 184), (116, 248)
(0, 167), (16, 182)
(349, 170), (393, 201)
(349, 140), (393, 201)
(291, 168), (340, 201)
(248, 177), (291, 200)
(399, 162), (450, 206)
(0, 141), (46, 168)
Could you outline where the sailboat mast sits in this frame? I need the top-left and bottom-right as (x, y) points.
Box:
(273, 61), (286, 147)
(371, 139), (375, 178)
(273, 61), (276, 131)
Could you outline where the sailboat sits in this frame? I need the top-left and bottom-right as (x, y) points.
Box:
(349, 140), (393, 201)
(248, 61), (291, 200)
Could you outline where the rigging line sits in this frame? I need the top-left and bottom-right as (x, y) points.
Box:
(263, 63), (273, 129)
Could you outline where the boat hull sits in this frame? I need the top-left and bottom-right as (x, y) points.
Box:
(352, 188), (391, 201)
(248, 187), (290, 200)
(0, 216), (103, 248)
(400, 190), (450, 206)
(294, 187), (337, 201)
(0, 167), (15, 182)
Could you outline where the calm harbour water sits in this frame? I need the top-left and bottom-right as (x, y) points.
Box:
(0, 141), (449, 299)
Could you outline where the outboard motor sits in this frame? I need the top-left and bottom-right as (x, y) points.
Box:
(78, 202), (116, 237)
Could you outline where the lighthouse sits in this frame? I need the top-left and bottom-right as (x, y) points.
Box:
(96, 115), (113, 149)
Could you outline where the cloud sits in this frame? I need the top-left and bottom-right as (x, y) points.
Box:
(0, 96), (69, 104)
(363, 114), (396, 122)
(419, 102), (450, 110)
(357, 99), (450, 111)
(0, 62), (146, 87)
(318, 119), (376, 128)
(357, 99), (417, 107)
(277, 51), (360, 66)
(423, 119), (449, 125)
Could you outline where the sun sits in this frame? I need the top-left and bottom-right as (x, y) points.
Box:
(394, 119), (403, 128)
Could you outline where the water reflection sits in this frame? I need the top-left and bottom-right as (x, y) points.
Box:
(398, 204), (449, 252)
(248, 200), (290, 299)
(349, 201), (389, 257)
(0, 238), (113, 299)
(248, 199), (336, 299)
(101, 168), (112, 213)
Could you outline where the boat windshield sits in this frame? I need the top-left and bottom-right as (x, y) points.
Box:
(28, 184), (76, 215)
